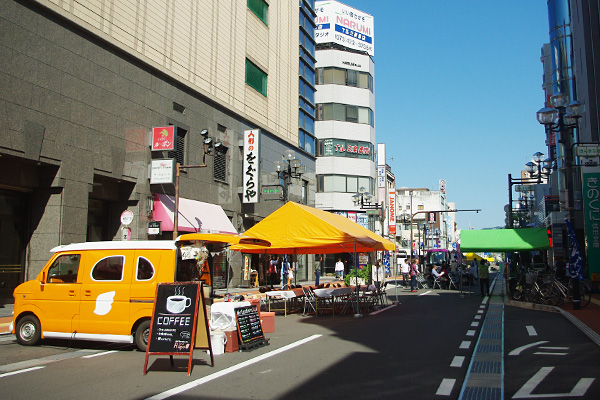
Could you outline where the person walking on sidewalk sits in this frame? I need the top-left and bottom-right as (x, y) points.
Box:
(372, 260), (384, 289)
(401, 258), (410, 287)
(410, 258), (419, 292)
(281, 256), (290, 289)
(478, 259), (490, 296)
(335, 258), (344, 279)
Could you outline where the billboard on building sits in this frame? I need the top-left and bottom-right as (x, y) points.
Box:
(388, 191), (396, 235)
(315, 0), (374, 56)
(243, 130), (260, 203)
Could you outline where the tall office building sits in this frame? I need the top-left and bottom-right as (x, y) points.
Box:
(313, 0), (376, 232)
(0, 0), (317, 298)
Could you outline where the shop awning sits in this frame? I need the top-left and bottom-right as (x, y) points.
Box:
(153, 193), (237, 234)
(460, 228), (550, 252)
(231, 201), (395, 254)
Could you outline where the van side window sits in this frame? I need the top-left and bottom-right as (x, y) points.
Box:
(136, 257), (155, 281)
(91, 256), (124, 281)
(47, 254), (81, 283)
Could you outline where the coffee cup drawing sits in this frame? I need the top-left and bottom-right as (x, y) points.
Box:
(166, 295), (192, 314)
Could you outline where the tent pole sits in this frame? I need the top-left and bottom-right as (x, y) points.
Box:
(354, 241), (363, 318)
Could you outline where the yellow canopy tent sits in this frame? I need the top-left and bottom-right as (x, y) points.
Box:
(231, 202), (395, 254)
(464, 252), (485, 262)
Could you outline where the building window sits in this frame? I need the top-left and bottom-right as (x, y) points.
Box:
(316, 103), (374, 127)
(317, 174), (373, 194)
(248, 0), (268, 26)
(167, 126), (186, 165)
(246, 59), (267, 96)
(418, 205), (424, 210)
(316, 67), (373, 92)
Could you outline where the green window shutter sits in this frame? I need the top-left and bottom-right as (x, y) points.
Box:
(245, 59), (267, 97)
(247, 0), (268, 26)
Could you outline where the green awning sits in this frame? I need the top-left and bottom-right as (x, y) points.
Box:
(460, 228), (550, 252)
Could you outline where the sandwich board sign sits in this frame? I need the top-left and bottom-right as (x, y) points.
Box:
(143, 282), (213, 375)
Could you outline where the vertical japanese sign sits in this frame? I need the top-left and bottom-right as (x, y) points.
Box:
(388, 191), (396, 235)
(583, 172), (600, 276)
(243, 130), (260, 203)
(151, 126), (176, 151)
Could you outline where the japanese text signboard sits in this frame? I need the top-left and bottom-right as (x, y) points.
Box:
(243, 130), (260, 203)
(151, 126), (176, 151)
(315, 0), (374, 56)
(583, 172), (600, 276)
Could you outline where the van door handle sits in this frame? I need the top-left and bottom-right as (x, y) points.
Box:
(69, 290), (76, 297)
(84, 290), (91, 297)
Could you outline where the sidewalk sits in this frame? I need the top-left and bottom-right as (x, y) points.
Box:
(0, 304), (13, 335)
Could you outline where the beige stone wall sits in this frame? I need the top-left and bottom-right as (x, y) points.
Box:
(36, 0), (299, 144)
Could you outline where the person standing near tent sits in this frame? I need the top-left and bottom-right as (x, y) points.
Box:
(314, 255), (322, 286)
(268, 256), (278, 289)
(281, 255), (289, 289)
(478, 259), (490, 296)
(372, 260), (384, 289)
(335, 258), (344, 279)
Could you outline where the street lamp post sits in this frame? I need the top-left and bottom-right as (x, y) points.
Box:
(274, 149), (305, 203)
(537, 93), (584, 309)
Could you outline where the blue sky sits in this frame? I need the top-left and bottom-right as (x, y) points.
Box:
(338, 1), (551, 230)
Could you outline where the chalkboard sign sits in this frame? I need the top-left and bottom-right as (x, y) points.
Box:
(235, 306), (264, 345)
(144, 282), (213, 375)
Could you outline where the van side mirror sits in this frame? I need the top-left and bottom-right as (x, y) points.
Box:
(40, 271), (46, 286)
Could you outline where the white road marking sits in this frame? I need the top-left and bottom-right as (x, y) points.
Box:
(533, 352), (567, 356)
(436, 378), (456, 396)
(477, 310), (484, 314)
(539, 346), (569, 350)
(0, 366), (45, 378)
(513, 366), (594, 398)
(508, 341), (549, 356)
(82, 350), (119, 359)
(459, 341), (471, 349)
(450, 356), (465, 367)
(466, 330), (476, 336)
(370, 304), (396, 315)
(471, 321), (479, 327)
(418, 290), (432, 296)
(145, 334), (322, 400)
(474, 314), (482, 320)
(479, 305), (486, 309)
(526, 325), (537, 336)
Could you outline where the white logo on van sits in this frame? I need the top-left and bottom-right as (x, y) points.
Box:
(94, 291), (115, 315)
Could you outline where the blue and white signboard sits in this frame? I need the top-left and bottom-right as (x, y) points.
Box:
(315, 1), (374, 56)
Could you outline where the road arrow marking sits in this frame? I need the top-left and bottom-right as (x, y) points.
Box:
(513, 366), (594, 398)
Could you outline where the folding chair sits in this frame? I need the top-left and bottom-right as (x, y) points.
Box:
(377, 282), (388, 305)
(302, 286), (317, 316)
(448, 273), (459, 290)
(416, 274), (429, 289)
(432, 275), (446, 290)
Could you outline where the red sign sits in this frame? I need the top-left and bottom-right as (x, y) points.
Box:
(152, 126), (176, 151)
(388, 191), (396, 235)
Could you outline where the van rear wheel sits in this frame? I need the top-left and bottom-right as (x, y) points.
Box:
(16, 315), (41, 346)
(135, 320), (151, 352)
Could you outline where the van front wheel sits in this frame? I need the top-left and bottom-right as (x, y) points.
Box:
(16, 315), (41, 346)
(135, 320), (151, 352)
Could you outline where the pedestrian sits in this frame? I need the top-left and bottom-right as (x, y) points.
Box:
(268, 256), (278, 289)
(401, 258), (410, 287)
(478, 259), (490, 296)
(335, 258), (344, 279)
(287, 262), (294, 288)
(468, 258), (479, 286)
(372, 260), (384, 289)
(281, 255), (289, 289)
(314, 255), (322, 286)
(409, 258), (419, 292)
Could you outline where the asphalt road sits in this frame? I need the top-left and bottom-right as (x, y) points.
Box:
(1, 280), (598, 399)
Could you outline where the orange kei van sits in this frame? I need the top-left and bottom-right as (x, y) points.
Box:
(11, 233), (268, 351)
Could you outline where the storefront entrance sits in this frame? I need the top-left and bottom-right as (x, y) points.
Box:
(0, 189), (29, 304)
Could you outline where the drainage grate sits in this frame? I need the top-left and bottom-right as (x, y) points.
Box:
(481, 331), (501, 339)
(471, 361), (501, 374)
(462, 386), (502, 400)
(476, 344), (501, 353)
